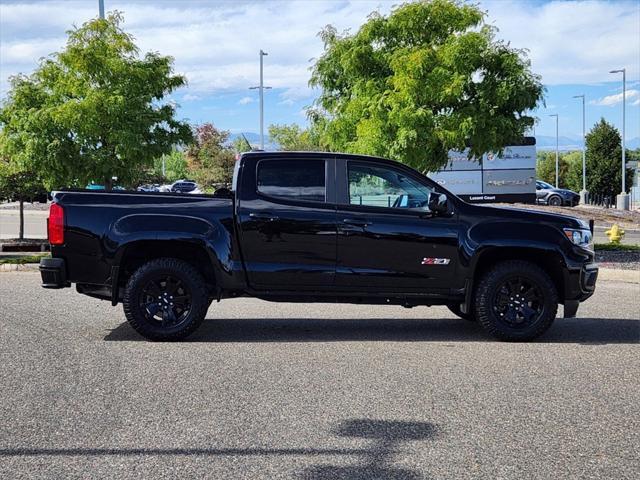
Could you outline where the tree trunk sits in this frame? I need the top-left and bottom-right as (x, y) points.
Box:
(19, 199), (24, 240)
(104, 177), (113, 191)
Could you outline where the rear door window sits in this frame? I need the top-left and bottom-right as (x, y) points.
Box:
(257, 159), (326, 203)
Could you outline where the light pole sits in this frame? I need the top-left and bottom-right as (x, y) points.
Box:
(249, 50), (272, 150)
(549, 114), (559, 188)
(573, 94), (588, 203)
(98, 0), (104, 18)
(610, 68), (628, 210)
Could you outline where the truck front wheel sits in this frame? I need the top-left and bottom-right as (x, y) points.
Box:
(123, 258), (209, 341)
(474, 260), (558, 341)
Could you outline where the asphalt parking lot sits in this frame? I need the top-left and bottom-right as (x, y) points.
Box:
(1, 273), (638, 479)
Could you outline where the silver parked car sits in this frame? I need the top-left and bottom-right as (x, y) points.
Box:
(536, 180), (580, 207)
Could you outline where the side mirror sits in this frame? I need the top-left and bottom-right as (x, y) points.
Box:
(428, 192), (448, 215)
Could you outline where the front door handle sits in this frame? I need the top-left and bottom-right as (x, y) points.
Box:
(249, 212), (279, 221)
(342, 218), (372, 227)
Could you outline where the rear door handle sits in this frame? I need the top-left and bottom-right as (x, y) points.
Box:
(249, 212), (279, 221)
(342, 218), (372, 227)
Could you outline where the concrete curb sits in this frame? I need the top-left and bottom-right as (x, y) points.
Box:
(0, 263), (40, 272)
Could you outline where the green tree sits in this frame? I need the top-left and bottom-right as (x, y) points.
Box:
(581, 119), (633, 199)
(309, 0), (543, 172)
(0, 158), (48, 240)
(563, 150), (585, 193)
(0, 12), (191, 191)
(268, 124), (321, 151)
(232, 135), (252, 153)
(536, 150), (582, 191)
(153, 150), (189, 183)
(186, 123), (236, 188)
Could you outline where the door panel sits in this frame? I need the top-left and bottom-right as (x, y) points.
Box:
(237, 157), (337, 289)
(336, 207), (459, 291)
(335, 159), (459, 292)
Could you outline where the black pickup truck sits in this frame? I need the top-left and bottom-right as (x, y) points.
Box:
(40, 151), (598, 341)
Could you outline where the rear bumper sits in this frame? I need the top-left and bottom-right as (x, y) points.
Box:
(563, 262), (598, 318)
(40, 257), (70, 289)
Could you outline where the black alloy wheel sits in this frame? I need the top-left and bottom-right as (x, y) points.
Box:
(140, 274), (192, 329)
(475, 260), (558, 341)
(491, 276), (543, 328)
(123, 258), (209, 341)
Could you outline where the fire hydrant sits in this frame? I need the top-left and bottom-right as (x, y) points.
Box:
(605, 224), (625, 244)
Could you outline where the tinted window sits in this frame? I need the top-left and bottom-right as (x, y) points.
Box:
(257, 160), (326, 202)
(348, 162), (432, 209)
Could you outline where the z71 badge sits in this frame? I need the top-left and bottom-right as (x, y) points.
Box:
(421, 257), (450, 265)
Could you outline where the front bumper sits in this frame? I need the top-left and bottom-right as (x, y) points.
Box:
(40, 257), (70, 289)
(563, 262), (598, 317)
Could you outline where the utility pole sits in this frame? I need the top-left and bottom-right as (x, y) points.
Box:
(573, 94), (588, 204)
(549, 114), (559, 188)
(249, 50), (272, 150)
(98, 0), (105, 18)
(610, 68), (628, 210)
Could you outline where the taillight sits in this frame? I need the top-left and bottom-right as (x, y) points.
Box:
(48, 203), (64, 245)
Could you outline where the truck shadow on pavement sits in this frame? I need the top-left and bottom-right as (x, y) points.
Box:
(104, 317), (639, 344)
(0, 419), (436, 480)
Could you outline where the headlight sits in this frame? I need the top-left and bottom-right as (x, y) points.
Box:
(563, 228), (593, 251)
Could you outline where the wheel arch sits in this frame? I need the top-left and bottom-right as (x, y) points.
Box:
(113, 239), (221, 304)
(466, 246), (567, 311)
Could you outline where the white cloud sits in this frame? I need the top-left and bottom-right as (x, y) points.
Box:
(238, 96), (254, 105)
(0, 0), (392, 95)
(1, 0), (638, 98)
(182, 93), (201, 102)
(484, 0), (639, 85)
(590, 89), (640, 106)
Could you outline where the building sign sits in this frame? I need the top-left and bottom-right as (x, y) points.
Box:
(428, 138), (536, 203)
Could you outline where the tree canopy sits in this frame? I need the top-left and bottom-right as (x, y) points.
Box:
(185, 123), (236, 187)
(268, 124), (321, 151)
(571, 119), (633, 199)
(0, 12), (191, 190)
(309, 0), (544, 172)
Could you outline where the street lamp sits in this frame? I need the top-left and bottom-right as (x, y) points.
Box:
(98, 0), (105, 18)
(549, 114), (559, 188)
(249, 50), (272, 150)
(610, 68), (628, 210)
(573, 94), (587, 204)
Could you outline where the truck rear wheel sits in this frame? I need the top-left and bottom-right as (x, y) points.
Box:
(123, 258), (208, 341)
(474, 260), (558, 341)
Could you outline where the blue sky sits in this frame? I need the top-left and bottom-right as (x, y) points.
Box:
(1, 0), (638, 145)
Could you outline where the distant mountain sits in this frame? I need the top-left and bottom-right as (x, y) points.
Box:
(535, 135), (640, 151)
(228, 132), (278, 151)
(226, 132), (640, 153)
(626, 137), (640, 150)
(535, 135), (582, 151)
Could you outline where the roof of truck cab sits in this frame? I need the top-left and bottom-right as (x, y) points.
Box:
(240, 151), (390, 161)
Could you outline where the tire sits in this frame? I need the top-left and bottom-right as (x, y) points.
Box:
(123, 258), (209, 341)
(447, 303), (475, 322)
(474, 260), (558, 341)
(548, 195), (562, 206)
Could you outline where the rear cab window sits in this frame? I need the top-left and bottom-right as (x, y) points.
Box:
(257, 159), (326, 203)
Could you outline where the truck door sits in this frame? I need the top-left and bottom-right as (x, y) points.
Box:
(335, 158), (459, 293)
(237, 156), (337, 290)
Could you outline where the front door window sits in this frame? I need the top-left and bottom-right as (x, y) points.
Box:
(348, 162), (433, 210)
